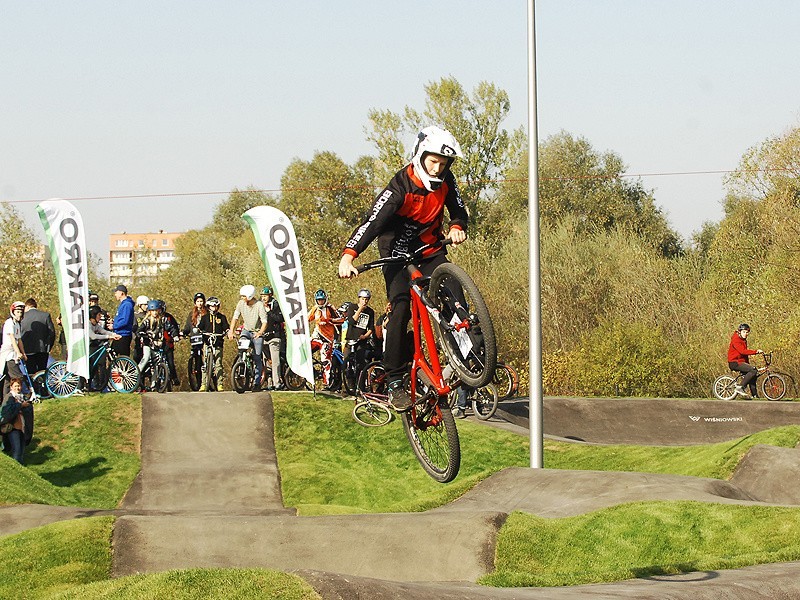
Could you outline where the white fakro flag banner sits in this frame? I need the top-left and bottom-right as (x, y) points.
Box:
(36, 199), (90, 379)
(242, 205), (314, 384)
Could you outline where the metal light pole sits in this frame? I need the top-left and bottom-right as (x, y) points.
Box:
(528, 0), (543, 468)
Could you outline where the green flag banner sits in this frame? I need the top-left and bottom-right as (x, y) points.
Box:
(242, 205), (314, 384)
(36, 199), (90, 379)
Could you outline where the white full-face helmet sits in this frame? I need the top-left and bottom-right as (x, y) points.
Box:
(411, 126), (463, 192)
(239, 285), (256, 301)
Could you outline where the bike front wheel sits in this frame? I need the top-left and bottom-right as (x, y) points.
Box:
(402, 397), (461, 483)
(109, 356), (141, 393)
(231, 358), (251, 394)
(357, 361), (387, 394)
(46, 361), (81, 398)
(762, 373), (787, 401)
(187, 353), (203, 391)
(353, 400), (393, 427)
(472, 383), (499, 420)
(713, 375), (737, 401)
(429, 262), (497, 388)
(284, 368), (307, 391)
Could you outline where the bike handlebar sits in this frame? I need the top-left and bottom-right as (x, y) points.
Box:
(355, 239), (453, 274)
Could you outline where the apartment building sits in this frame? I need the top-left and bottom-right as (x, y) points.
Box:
(108, 230), (183, 286)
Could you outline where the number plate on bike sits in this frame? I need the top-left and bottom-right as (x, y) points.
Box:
(449, 315), (474, 358)
(238, 337), (251, 350)
(190, 335), (203, 346)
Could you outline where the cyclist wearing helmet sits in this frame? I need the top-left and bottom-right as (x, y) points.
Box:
(260, 286), (286, 390)
(338, 126), (468, 411)
(727, 323), (763, 398)
(342, 288), (375, 367)
(0, 302), (27, 400)
(87, 305), (121, 391)
(137, 300), (180, 390)
(183, 292), (207, 337)
(198, 297), (229, 392)
(308, 289), (344, 389)
(229, 284), (269, 392)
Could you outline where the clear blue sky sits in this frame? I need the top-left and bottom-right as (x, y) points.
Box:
(2, 1), (798, 271)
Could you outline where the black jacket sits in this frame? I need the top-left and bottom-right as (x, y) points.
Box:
(20, 308), (56, 354)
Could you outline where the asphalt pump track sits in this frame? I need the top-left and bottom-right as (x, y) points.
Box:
(3, 393), (800, 599)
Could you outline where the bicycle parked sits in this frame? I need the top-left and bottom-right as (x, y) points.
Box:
(350, 240), (496, 483)
(713, 351), (787, 401)
(447, 381), (500, 421)
(46, 341), (140, 398)
(493, 361), (520, 400)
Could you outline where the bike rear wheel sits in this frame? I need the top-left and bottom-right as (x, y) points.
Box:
(762, 373), (787, 401)
(342, 356), (359, 396)
(357, 361), (387, 394)
(472, 383), (499, 420)
(713, 375), (737, 401)
(46, 361), (81, 398)
(153, 360), (169, 393)
(231, 358), (251, 394)
(109, 356), (141, 393)
(402, 397), (461, 483)
(353, 400), (393, 427)
(284, 368), (307, 391)
(429, 262), (496, 388)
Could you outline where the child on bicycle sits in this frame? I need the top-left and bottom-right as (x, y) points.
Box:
(338, 126), (468, 411)
(197, 296), (229, 391)
(728, 323), (763, 398)
(88, 305), (121, 391)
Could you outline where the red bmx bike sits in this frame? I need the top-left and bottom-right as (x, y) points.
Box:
(351, 241), (497, 482)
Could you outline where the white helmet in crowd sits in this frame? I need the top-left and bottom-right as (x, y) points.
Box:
(239, 285), (256, 301)
(136, 295), (149, 306)
(411, 126), (463, 192)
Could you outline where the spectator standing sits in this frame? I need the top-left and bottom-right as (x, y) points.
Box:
(260, 286), (285, 390)
(56, 314), (67, 359)
(20, 298), (56, 375)
(88, 292), (109, 330)
(342, 289), (376, 367)
(111, 285), (135, 356)
(0, 302), (27, 400)
(132, 295), (149, 366)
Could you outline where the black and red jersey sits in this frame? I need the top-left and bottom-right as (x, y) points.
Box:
(342, 164), (468, 260)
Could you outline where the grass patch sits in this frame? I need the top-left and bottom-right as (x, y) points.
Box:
(483, 501), (800, 587)
(0, 393), (141, 509)
(51, 568), (320, 600)
(0, 516), (113, 599)
(544, 425), (800, 479)
(272, 392), (529, 514)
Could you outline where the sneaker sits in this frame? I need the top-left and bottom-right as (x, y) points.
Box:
(734, 386), (751, 398)
(252, 383), (261, 392)
(171, 377), (181, 387)
(198, 384), (207, 392)
(217, 381), (224, 392)
(452, 407), (467, 419)
(388, 381), (412, 412)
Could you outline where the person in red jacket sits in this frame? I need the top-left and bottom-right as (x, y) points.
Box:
(338, 126), (468, 412)
(727, 323), (763, 398)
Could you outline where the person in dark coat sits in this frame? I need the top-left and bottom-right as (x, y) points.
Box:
(20, 298), (55, 375)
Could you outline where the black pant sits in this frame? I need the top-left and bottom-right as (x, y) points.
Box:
(383, 252), (448, 381)
(25, 352), (49, 375)
(112, 335), (132, 357)
(729, 361), (758, 394)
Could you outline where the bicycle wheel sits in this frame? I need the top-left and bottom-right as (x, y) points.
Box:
(761, 373), (787, 401)
(187, 353), (202, 391)
(109, 356), (141, 393)
(231, 358), (251, 394)
(46, 361), (81, 398)
(357, 361), (387, 394)
(284, 368), (307, 391)
(713, 375), (737, 401)
(493, 362), (518, 400)
(402, 397), (461, 483)
(429, 262), (496, 388)
(204, 348), (216, 392)
(31, 370), (52, 399)
(472, 383), (499, 420)
(153, 360), (169, 393)
(353, 400), (393, 427)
